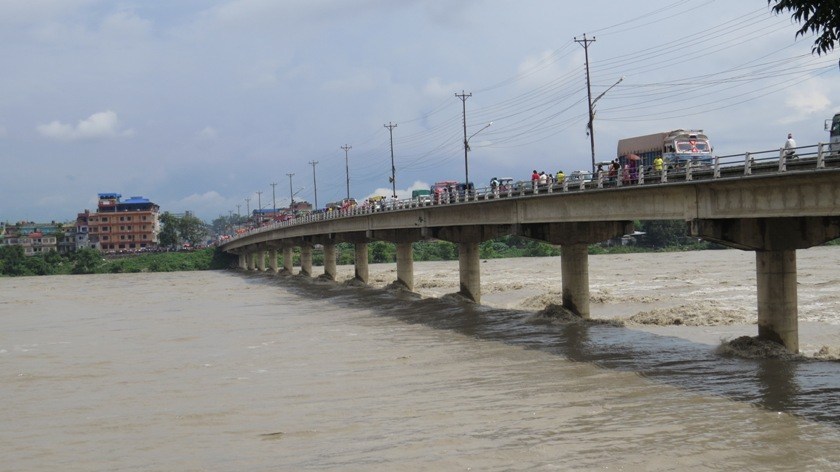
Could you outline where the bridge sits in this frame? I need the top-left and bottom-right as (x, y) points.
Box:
(220, 144), (840, 353)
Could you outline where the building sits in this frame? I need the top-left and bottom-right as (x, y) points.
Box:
(1, 226), (59, 256)
(87, 193), (160, 252)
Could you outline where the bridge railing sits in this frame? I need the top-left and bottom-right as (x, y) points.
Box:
(224, 142), (839, 243)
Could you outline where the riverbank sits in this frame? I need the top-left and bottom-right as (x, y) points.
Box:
(331, 246), (840, 358)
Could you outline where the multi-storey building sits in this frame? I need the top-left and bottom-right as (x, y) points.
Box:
(87, 193), (160, 252)
(2, 230), (58, 255)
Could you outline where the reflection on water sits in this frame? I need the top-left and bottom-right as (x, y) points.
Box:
(283, 273), (840, 427)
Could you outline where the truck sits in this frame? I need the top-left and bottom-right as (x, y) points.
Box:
(826, 112), (840, 155)
(617, 129), (713, 170)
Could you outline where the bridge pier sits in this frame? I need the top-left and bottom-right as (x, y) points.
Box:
(281, 246), (294, 275)
(757, 250), (798, 350)
(691, 216), (840, 352)
(238, 253), (246, 270)
(369, 229), (423, 291)
(247, 252), (256, 271)
(300, 245), (313, 277)
(458, 241), (481, 302)
(561, 244), (590, 318)
(519, 221), (633, 318)
(354, 242), (369, 284)
(257, 250), (266, 272)
(269, 249), (278, 273)
(323, 243), (337, 280)
(396, 243), (414, 291)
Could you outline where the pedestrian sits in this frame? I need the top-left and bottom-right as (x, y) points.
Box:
(539, 171), (548, 187)
(653, 155), (664, 174)
(531, 169), (540, 190)
(783, 133), (797, 159)
(556, 169), (566, 183)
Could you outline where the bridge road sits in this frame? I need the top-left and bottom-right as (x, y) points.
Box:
(222, 150), (840, 353)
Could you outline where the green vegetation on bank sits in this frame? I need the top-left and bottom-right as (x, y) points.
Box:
(0, 246), (236, 277)
(3, 220), (837, 277)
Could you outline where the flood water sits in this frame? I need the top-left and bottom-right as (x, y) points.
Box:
(2, 270), (839, 471)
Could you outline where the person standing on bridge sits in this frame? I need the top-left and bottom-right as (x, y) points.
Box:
(784, 133), (798, 159)
(653, 155), (664, 174)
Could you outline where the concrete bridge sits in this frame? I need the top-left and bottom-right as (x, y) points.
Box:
(220, 144), (840, 353)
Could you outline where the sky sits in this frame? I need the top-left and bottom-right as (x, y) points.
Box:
(1, 0), (838, 224)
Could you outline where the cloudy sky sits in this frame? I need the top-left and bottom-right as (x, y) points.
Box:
(2, 0), (838, 223)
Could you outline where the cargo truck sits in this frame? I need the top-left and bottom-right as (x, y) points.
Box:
(617, 129), (713, 170)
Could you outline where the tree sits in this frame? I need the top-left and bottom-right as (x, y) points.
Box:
(72, 248), (102, 274)
(179, 214), (208, 246)
(0, 245), (28, 275)
(158, 212), (180, 248)
(768, 1), (840, 67)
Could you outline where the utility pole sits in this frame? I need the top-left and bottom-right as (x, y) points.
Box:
(309, 160), (319, 209)
(384, 122), (398, 198)
(341, 144), (352, 199)
(270, 182), (277, 214)
(286, 173), (295, 207)
(256, 191), (262, 220)
(575, 33), (596, 173)
(456, 90), (472, 185)
(245, 197), (250, 219)
(236, 204), (241, 218)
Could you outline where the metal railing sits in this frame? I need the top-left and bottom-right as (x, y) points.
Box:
(224, 142), (839, 243)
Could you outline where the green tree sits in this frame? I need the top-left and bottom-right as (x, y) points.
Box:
(158, 212), (180, 248)
(369, 241), (395, 263)
(768, 0), (840, 67)
(0, 245), (28, 276)
(639, 220), (690, 248)
(179, 214), (209, 246)
(72, 248), (102, 274)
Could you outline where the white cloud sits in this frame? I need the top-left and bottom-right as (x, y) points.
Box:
(365, 180), (430, 201)
(37, 110), (134, 140)
(780, 81), (833, 124)
(196, 126), (218, 140)
(423, 77), (462, 99)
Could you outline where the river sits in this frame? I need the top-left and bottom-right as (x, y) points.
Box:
(2, 251), (839, 470)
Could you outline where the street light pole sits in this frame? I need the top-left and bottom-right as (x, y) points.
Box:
(384, 122), (397, 198)
(456, 91), (472, 185)
(245, 197), (250, 219)
(341, 144), (352, 199)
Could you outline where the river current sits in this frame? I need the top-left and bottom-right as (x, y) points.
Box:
(2, 270), (839, 471)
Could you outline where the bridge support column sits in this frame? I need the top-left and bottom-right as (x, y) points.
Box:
(269, 249), (278, 273)
(281, 247), (294, 275)
(691, 216), (840, 353)
(518, 221), (633, 318)
(323, 243), (337, 280)
(561, 244), (590, 318)
(300, 245), (313, 277)
(396, 242), (414, 291)
(757, 250), (798, 352)
(257, 250), (266, 272)
(458, 241), (481, 303)
(238, 254), (246, 270)
(354, 243), (369, 284)
(247, 252), (256, 271)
